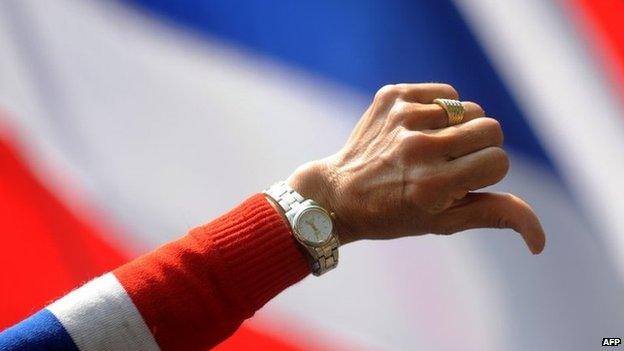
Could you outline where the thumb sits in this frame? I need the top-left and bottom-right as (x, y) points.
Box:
(432, 192), (546, 254)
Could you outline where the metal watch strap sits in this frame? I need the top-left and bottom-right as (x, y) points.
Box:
(264, 181), (339, 276)
(309, 236), (339, 275)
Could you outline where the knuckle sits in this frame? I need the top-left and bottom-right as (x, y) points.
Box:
(473, 117), (503, 146)
(412, 132), (451, 157)
(436, 83), (459, 99)
(375, 84), (401, 102)
(479, 116), (500, 129)
(488, 147), (510, 175)
(404, 169), (456, 214)
(483, 117), (504, 144)
(405, 183), (438, 212)
(491, 146), (508, 162)
(388, 101), (411, 124)
(401, 131), (435, 152)
(502, 192), (522, 205)
(404, 183), (424, 203)
(464, 101), (485, 116)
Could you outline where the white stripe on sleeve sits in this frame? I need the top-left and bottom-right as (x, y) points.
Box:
(47, 272), (160, 351)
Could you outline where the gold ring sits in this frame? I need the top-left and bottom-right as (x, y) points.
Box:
(433, 98), (465, 126)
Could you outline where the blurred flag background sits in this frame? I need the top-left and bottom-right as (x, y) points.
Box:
(1, 1), (624, 350)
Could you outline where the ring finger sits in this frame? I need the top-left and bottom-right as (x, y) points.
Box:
(403, 101), (486, 130)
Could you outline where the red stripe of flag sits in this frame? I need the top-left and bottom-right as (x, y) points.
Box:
(566, 0), (624, 104)
(0, 117), (302, 350)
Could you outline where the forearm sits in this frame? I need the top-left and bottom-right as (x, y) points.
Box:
(0, 82), (547, 351)
(0, 194), (310, 351)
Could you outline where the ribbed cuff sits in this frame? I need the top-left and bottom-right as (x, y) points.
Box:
(193, 193), (311, 313)
(114, 194), (311, 350)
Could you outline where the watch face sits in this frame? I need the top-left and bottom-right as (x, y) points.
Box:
(294, 207), (333, 245)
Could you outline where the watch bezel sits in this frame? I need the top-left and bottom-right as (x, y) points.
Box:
(292, 204), (333, 247)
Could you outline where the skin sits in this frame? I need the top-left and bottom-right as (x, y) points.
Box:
(285, 83), (546, 254)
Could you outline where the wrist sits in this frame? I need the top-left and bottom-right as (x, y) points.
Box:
(286, 159), (355, 245)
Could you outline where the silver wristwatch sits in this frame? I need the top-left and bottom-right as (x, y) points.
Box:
(264, 181), (339, 276)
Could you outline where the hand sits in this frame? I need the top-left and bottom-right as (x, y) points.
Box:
(287, 83), (546, 254)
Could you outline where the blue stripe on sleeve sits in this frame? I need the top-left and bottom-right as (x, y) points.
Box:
(0, 309), (79, 351)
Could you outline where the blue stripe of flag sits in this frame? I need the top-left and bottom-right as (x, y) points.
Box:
(0, 309), (79, 351)
(124, 0), (553, 168)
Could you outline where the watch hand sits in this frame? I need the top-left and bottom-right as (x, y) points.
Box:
(310, 222), (319, 232)
(305, 220), (320, 232)
(311, 224), (321, 239)
(305, 220), (321, 239)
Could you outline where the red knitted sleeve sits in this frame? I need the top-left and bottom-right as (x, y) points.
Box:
(113, 193), (310, 350)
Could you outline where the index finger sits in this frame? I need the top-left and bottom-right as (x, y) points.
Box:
(395, 83), (459, 103)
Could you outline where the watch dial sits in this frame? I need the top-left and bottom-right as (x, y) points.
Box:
(295, 208), (333, 244)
